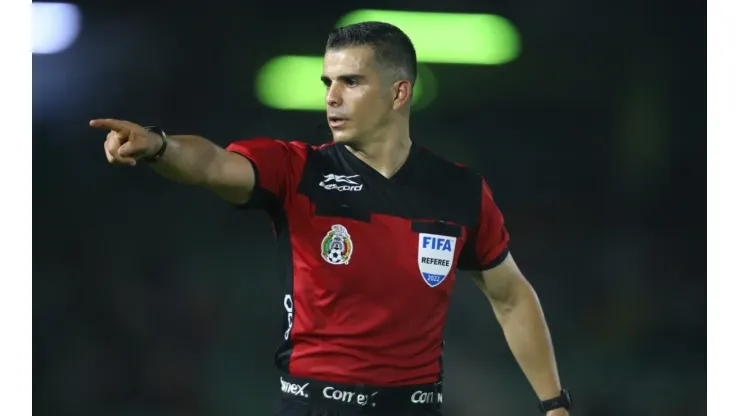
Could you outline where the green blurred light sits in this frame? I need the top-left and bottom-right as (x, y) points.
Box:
(336, 10), (521, 65)
(256, 56), (324, 111)
(412, 64), (437, 111)
(256, 55), (433, 111)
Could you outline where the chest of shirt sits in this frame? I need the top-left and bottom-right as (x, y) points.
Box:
(284, 165), (473, 297)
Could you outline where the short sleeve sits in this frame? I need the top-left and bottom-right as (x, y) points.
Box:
(225, 138), (307, 211)
(458, 177), (510, 271)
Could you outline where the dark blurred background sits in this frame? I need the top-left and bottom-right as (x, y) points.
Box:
(32, 1), (706, 415)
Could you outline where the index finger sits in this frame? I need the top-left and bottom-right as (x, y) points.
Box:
(89, 118), (131, 132)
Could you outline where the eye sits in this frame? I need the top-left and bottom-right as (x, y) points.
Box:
(346, 78), (359, 87)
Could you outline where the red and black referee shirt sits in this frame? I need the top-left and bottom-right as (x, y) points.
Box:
(226, 138), (510, 386)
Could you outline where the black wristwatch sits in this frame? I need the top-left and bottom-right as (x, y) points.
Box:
(140, 126), (168, 163)
(538, 389), (572, 413)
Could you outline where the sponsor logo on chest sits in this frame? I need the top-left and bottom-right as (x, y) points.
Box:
(418, 233), (456, 287)
(319, 174), (363, 192)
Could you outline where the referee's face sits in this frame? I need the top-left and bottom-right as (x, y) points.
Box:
(322, 46), (395, 144)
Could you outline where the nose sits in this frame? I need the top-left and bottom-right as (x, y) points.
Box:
(325, 83), (342, 108)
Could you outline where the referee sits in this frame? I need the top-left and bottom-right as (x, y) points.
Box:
(90, 22), (572, 416)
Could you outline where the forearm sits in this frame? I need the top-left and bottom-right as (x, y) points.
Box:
(493, 283), (562, 400)
(150, 135), (224, 185)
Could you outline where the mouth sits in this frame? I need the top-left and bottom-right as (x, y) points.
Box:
(328, 116), (348, 128)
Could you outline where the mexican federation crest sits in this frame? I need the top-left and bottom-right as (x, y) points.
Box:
(418, 233), (456, 287)
(321, 224), (353, 265)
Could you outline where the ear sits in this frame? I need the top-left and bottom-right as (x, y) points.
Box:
(392, 80), (413, 110)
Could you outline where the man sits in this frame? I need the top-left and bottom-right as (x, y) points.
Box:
(90, 22), (572, 416)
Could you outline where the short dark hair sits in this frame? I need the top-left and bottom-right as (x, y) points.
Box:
(326, 21), (417, 85)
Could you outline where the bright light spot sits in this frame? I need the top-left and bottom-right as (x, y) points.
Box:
(337, 10), (521, 65)
(32, 3), (82, 54)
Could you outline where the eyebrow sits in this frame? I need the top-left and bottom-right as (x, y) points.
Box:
(320, 74), (366, 84)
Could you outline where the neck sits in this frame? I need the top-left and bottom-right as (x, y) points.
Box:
(345, 124), (412, 179)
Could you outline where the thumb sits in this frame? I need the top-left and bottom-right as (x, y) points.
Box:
(117, 141), (142, 158)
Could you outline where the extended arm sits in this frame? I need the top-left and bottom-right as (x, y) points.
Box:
(90, 119), (256, 204)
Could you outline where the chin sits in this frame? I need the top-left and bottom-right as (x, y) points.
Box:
(331, 131), (357, 144)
